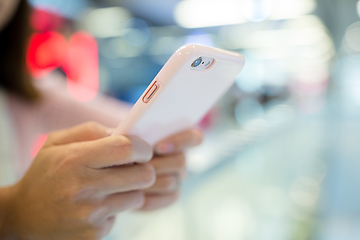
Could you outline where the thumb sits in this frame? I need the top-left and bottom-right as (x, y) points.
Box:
(44, 122), (111, 147)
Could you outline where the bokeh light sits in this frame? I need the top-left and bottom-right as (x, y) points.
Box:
(27, 30), (99, 102)
(175, 0), (245, 28)
(81, 7), (131, 38)
(30, 8), (64, 32)
(63, 32), (99, 102)
(122, 18), (151, 47)
(28, 0), (87, 19)
(235, 60), (264, 93)
(234, 99), (264, 126)
(185, 31), (215, 47)
(27, 31), (67, 78)
(344, 24), (360, 52)
(175, 0), (316, 28)
(242, 0), (273, 22)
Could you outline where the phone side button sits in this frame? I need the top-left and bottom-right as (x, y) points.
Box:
(142, 81), (160, 103)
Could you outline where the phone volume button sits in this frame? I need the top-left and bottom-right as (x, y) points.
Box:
(142, 81), (160, 103)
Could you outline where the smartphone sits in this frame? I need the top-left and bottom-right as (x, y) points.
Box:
(113, 44), (245, 145)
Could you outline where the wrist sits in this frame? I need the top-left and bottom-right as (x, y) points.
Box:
(0, 186), (17, 239)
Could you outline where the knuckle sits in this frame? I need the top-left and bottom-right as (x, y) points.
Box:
(48, 145), (78, 175)
(77, 203), (105, 224)
(56, 191), (100, 223)
(139, 163), (156, 188)
(111, 135), (133, 158)
(46, 132), (55, 141)
(46, 132), (59, 145)
(72, 186), (96, 201)
(60, 145), (79, 166)
(84, 121), (100, 130)
(62, 178), (93, 202)
(83, 121), (101, 139)
(111, 135), (132, 148)
(76, 205), (96, 222)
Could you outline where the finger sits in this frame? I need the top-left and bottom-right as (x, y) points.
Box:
(144, 175), (178, 194)
(69, 135), (153, 169)
(154, 128), (203, 155)
(44, 122), (110, 147)
(150, 153), (186, 174)
(101, 191), (145, 219)
(140, 192), (180, 211)
(98, 216), (116, 239)
(85, 164), (156, 197)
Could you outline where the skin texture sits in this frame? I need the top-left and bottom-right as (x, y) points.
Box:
(0, 0), (20, 31)
(0, 122), (203, 239)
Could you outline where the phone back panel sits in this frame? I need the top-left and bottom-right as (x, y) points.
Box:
(113, 44), (245, 145)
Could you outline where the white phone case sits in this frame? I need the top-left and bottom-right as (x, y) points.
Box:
(113, 44), (245, 145)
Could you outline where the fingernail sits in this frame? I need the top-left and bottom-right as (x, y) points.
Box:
(156, 142), (175, 154)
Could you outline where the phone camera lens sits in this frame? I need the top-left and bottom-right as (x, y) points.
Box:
(192, 57), (202, 67)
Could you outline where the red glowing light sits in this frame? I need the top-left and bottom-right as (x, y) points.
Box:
(27, 31), (99, 102)
(27, 31), (67, 78)
(30, 8), (64, 32)
(30, 134), (48, 158)
(63, 32), (99, 102)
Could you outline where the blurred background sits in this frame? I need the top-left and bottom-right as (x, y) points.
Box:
(25, 0), (360, 239)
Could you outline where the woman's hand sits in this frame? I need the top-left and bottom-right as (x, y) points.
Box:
(0, 122), (156, 240)
(141, 129), (203, 211)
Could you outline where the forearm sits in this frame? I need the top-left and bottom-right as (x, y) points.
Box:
(0, 187), (13, 238)
(0, 186), (33, 240)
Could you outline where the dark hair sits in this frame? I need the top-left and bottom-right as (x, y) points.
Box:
(0, 0), (40, 101)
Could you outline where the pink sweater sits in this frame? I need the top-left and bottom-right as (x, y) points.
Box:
(5, 73), (131, 178)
